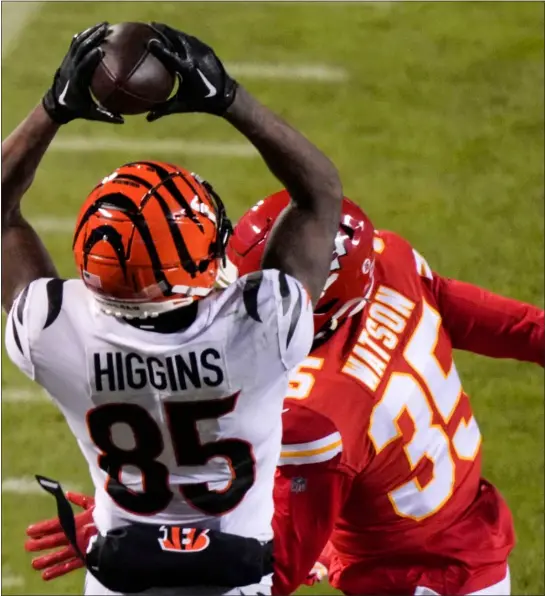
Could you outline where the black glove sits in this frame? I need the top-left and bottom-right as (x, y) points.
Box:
(146, 23), (238, 120)
(42, 22), (124, 125)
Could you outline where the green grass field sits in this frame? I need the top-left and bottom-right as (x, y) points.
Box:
(1, 2), (543, 594)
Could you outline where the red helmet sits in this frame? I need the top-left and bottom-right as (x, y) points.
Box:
(227, 190), (376, 336)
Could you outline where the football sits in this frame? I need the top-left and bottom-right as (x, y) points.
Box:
(91, 22), (175, 115)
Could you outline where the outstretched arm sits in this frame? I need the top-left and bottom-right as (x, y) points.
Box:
(2, 105), (60, 312)
(147, 25), (343, 305)
(430, 274), (544, 366)
(224, 87), (342, 305)
(2, 22), (122, 313)
(411, 245), (544, 365)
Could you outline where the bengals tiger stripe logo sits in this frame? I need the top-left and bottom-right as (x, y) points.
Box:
(158, 526), (211, 553)
(72, 161), (233, 305)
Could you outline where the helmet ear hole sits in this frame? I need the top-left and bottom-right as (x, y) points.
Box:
(339, 223), (354, 239)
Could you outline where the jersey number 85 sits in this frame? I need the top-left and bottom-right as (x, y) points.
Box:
(87, 393), (256, 516)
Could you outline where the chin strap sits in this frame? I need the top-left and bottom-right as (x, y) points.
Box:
(215, 257), (239, 289)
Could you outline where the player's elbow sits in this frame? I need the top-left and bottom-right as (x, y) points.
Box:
(1, 175), (34, 227)
(323, 157), (343, 198)
(297, 158), (343, 216)
(1, 204), (26, 232)
(318, 163), (343, 213)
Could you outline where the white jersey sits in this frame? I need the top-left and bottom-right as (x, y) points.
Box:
(6, 269), (313, 542)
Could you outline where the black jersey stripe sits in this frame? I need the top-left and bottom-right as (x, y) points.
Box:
(278, 271), (291, 316)
(16, 284), (30, 325)
(286, 283), (303, 348)
(243, 272), (264, 323)
(11, 316), (24, 356)
(43, 279), (66, 330)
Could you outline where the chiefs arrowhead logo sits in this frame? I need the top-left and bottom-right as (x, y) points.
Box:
(158, 526), (211, 553)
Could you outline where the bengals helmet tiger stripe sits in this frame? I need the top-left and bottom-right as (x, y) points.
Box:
(73, 161), (232, 319)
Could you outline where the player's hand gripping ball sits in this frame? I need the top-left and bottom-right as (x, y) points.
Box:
(145, 23), (238, 120)
(42, 22), (124, 124)
(90, 22), (175, 115)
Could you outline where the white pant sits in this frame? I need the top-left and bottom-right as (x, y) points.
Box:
(414, 566), (510, 595)
(84, 572), (272, 596)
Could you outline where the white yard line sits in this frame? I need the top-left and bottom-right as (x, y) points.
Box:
(2, 387), (48, 403)
(2, 476), (81, 495)
(226, 62), (349, 82)
(1, 567), (24, 589)
(30, 216), (73, 233)
(50, 136), (258, 157)
(1, 1), (43, 56)
(29, 59), (350, 83)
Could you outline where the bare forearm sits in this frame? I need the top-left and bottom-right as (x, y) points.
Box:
(224, 86), (342, 303)
(2, 104), (60, 312)
(224, 86), (342, 211)
(2, 103), (59, 224)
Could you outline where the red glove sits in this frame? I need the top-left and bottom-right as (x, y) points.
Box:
(25, 492), (97, 581)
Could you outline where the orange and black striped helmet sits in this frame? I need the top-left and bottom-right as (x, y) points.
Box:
(73, 161), (232, 318)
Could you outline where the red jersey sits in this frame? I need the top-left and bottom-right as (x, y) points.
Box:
(272, 231), (544, 595)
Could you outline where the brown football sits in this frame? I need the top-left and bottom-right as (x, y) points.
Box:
(91, 22), (174, 115)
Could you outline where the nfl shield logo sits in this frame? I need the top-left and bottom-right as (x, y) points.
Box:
(291, 477), (307, 493)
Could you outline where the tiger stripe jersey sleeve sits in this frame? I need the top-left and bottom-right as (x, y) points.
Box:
(273, 271), (314, 371)
(240, 269), (314, 372)
(4, 277), (61, 381)
(5, 284), (35, 380)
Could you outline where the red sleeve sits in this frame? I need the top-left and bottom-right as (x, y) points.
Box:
(429, 275), (544, 365)
(271, 466), (352, 595)
(271, 403), (353, 595)
(317, 540), (335, 568)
